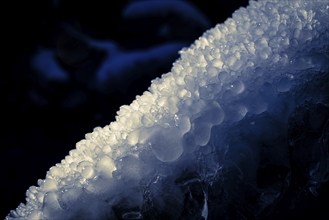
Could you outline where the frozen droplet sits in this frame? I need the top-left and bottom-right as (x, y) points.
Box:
(245, 91), (268, 114)
(199, 83), (221, 100)
(28, 210), (43, 220)
(58, 187), (84, 212)
(218, 71), (230, 84)
(37, 191), (45, 204)
(235, 105), (248, 120)
(212, 58), (223, 68)
(77, 161), (94, 178)
(226, 55), (237, 67)
(127, 130), (140, 145)
(200, 101), (225, 125)
(199, 85), (215, 100)
(122, 211), (143, 219)
(193, 122), (212, 146)
(96, 155), (116, 177)
(212, 103), (225, 125)
(229, 80), (245, 95)
(178, 116), (191, 134)
(207, 66), (219, 77)
(251, 101), (267, 114)
(277, 76), (292, 92)
(42, 179), (58, 192)
(141, 115), (155, 127)
(118, 155), (150, 181)
(42, 191), (63, 216)
(149, 127), (183, 162)
(81, 166), (95, 179)
(224, 103), (248, 122)
(49, 166), (65, 179)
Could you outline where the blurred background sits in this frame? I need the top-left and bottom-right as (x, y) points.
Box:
(1, 0), (250, 218)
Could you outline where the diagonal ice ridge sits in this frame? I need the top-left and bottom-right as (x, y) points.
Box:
(7, 0), (329, 219)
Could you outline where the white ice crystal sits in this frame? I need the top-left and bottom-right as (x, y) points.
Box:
(7, 0), (329, 219)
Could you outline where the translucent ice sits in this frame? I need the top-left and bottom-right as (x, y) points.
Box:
(7, 0), (329, 219)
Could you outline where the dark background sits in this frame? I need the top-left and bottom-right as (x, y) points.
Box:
(1, 0), (250, 218)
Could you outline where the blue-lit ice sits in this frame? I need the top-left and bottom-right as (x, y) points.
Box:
(7, 0), (329, 219)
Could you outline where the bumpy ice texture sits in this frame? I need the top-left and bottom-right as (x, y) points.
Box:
(7, 0), (329, 219)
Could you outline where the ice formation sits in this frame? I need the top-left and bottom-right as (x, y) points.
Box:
(7, 0), (329, 219)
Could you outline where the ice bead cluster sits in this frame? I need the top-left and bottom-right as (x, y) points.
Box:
(7, 0), (329, 219)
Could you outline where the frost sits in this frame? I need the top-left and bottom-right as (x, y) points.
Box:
(6, 0), (329, 219)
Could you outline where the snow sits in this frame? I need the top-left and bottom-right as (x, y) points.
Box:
(6, 0), (329, 219)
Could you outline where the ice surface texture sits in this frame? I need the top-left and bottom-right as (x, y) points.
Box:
(7, 0), (329, 219)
